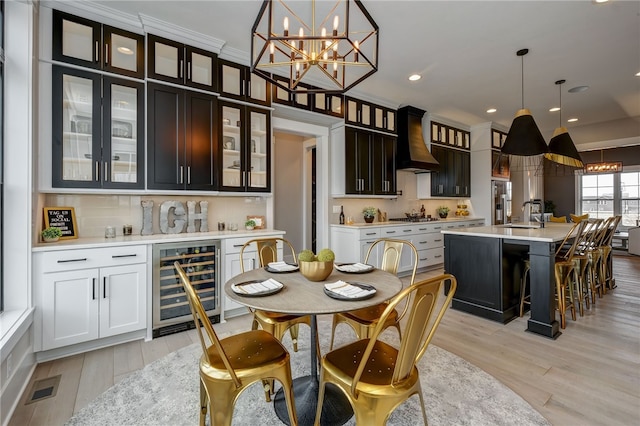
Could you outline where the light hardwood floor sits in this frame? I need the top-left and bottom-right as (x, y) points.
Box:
(9, 254), (640, 425)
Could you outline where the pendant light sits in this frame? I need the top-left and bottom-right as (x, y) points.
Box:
(545, 79), (584, 168)
(501, 49), (548, 156)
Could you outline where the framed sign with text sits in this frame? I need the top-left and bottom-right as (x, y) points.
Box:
(44, 207), (78, 240)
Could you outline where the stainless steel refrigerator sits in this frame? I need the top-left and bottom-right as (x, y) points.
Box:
(492, 180), (512, 225)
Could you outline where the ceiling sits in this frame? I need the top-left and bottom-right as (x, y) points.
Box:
(80, 0), (640, 149)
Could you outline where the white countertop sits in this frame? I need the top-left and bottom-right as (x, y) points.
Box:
(441, 222), (574, 242)
(32, 229), (285, 252)
(331, 217), (483, 229)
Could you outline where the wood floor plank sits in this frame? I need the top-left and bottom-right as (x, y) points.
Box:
(113, 340), (144, 384)
(74, 346), (114, 413)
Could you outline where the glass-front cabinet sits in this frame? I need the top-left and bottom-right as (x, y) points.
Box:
(218, 59), (270, 106)
(53, 10), (144, 79)
(147, 34), (217, 92)
(52, 65), (144, 189)
(219, 102), (270, 192)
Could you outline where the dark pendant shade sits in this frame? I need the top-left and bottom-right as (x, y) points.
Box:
(501, 109), (548, 156)
(545, 127), (584, 168)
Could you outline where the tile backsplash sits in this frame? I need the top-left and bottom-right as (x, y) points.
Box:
(42, 194), (267, 238)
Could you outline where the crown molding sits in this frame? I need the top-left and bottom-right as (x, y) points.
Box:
(42, 0), (144, 34)
(219, 46), (249, 66)
(139, 13), (225, 54)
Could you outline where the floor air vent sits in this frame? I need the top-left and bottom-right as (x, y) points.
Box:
(26, 375), (61, 404)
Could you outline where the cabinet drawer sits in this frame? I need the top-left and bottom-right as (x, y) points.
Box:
(417, 247), (445, 269)
(223, 235), (284, 255)
(39, 245), (147, 273)
(224, 237), (256, 254)
(379, 226), (413, 238)
(358, 228), (381, 240)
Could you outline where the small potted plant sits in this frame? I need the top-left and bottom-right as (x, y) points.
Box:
(437, 206), (450, 219)
(245, 219), (256, 230)
(362, 206), (377, 223)
(41, 226), (62, 242)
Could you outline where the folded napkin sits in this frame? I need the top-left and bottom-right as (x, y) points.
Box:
(324, 280), (375, 298)
(335, 262), (372, 273)
(267, 261), (298, 272)
(232, 278), (283, 295)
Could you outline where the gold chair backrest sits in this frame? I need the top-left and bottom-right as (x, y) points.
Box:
(349, 274), (457, 396)
(555, 220), (587, 261)
(600, 215), (622, 247)
(364, 238), (418, 286)
(174, 262), (241, 388)
(576, 218), (603, 254)
(239, 238), (297, 272)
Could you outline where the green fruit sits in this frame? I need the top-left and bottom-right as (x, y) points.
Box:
(298, 249), (316, 262)
(317, 248), (335, 262)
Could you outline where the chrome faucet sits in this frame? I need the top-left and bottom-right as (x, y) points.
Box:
(522, 199), (545, 228)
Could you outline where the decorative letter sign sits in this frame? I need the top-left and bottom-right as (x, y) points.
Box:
(142, 200), (211, 235)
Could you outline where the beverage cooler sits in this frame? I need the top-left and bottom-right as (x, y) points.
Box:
(152, 240), (220, 337)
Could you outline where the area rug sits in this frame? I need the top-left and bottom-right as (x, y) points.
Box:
(67, 324), (549, 426)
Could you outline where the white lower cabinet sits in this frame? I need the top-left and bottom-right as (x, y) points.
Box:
(222, 234), (284, 319)
(36, 245), (147, 351)
(330, 219), (483, 275)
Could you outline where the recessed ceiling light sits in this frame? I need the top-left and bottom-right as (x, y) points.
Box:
(549, 107), (560, 112)
(117, 46), (134, 55)
(567, 118), (578, 123)
(408, 74), (421, 81)
(594, 0), (609, 3)
(568, 85), (589, 93)
(486, 108), (497, 113)
(636, 71), (640, 77)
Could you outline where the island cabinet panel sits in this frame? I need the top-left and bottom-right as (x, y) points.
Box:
(444, 234), (525, 323)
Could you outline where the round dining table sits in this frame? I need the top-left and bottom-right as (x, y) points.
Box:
(225, 265), (403, 426)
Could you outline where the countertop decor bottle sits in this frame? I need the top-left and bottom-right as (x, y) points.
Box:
(339, 206), (345, 224)
(420, 204), (426, 218)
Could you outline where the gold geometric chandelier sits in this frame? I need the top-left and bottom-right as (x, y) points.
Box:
(251, 0), (379, 94)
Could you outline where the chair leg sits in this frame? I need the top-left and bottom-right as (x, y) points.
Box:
(519, 265), (530, 317)
(199, 380), (208, 426)
(288, 324), (300, 352)
(314, 370), (328, 425)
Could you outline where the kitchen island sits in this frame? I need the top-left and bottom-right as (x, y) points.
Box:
(442, 223), (574, 339)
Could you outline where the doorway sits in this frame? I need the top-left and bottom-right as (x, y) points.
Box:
(273, 130), (317, 255)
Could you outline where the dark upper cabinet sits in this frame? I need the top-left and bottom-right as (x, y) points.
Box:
(345, 127), (396, 196)
(372, 133), (397, 195)
(270, 76), (314, 110)
(312, 93), (344, 118)
(147, 34), (217, 92)
(52, 65), (144, 189)
(218, 59), (270, 106)
(53, 10), (144, 79)
(218, 101), (271, 192)
(431, 120), (470, 149)
(373, 105), (396, 134)
(345, 97), (373, 128)
(345, 97), (396, 134)
(430, 145), (448, 196)
(147, 83), (217, 190)
(345, 127), (373, 195)
(430, 145), (470, 197)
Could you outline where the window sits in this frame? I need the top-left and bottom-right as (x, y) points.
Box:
(579, 170), (640, 229)
(0, 0), (5, 312)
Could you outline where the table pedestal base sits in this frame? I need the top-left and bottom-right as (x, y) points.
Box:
(273, 375), (353, 426)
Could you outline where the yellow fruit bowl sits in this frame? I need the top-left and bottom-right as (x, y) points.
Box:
(299, 261), (334, 282)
